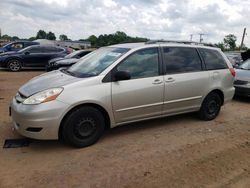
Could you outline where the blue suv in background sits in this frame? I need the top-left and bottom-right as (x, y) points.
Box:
(0, 45), (68, 71)
(0, 41), (39, 54)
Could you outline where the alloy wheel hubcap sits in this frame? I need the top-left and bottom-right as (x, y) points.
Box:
(9, 61), (20, 71)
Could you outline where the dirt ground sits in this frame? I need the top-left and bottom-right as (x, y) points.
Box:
(0, 70), (250, 188)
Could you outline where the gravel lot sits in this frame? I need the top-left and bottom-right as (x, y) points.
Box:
(0, 70), (250, 188)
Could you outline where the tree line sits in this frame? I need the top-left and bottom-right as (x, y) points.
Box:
(214, 34), (247, 51)
(0, 30), (247, 50)
(0, 30), (148, 47)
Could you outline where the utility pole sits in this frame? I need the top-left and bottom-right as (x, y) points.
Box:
(199, 33), (205, 43)
(190, 34), (193, 41)
(0, 28), (1, 39)
(240, 28), (246, 51)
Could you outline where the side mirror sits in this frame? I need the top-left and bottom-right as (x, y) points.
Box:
(114, 71), (131, 81)
(24, 51), (30, 55)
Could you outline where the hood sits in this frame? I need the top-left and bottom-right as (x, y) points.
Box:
(49, 57), (65, 64)
(56, 58), (79, 65)
(19, 70), (81, 97)
(235, 69), (250, 82)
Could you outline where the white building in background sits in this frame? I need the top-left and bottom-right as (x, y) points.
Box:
(34, 39), (91, 49)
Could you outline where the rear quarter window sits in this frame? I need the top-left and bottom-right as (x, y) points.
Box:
(199, 48), (228, 70)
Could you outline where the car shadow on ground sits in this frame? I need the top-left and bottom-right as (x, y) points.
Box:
(105, 113), (197, 138)
(10, 112), (200, 150)
(0, 68), (45, 72)
(233, 96), (250, 103)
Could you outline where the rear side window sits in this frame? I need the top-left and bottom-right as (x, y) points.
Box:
(40, 46), (63, 53)
(163, 47), (202, 74)
(29, 47), (41, 53)
(199, 49), (228, 70)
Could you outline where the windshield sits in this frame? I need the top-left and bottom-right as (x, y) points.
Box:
(66, 47), (129, 78)
(240, 59), (250, 70)
(65, 50), (82, 58)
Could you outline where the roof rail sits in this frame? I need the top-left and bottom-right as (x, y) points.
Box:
(145, 40), (216, 47)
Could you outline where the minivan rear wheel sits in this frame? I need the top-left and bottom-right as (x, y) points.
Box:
(62, 106), (105, 148)
(199, 92), (222, 121)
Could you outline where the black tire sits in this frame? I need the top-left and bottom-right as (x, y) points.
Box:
(199, 92), (222, 121)
(7, 59), (22, 72)
(62, 106), (105, 148)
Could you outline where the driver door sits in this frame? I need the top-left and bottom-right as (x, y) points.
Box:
(111, 48), (164, 123)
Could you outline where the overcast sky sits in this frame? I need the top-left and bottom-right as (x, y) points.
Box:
(0, 0), (249, 46)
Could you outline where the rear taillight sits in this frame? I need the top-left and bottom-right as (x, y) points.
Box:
(229, 68), (236, 77)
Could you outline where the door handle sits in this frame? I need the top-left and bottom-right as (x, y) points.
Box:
(165, 77), (175, 83)
(152, 79), (163, 85)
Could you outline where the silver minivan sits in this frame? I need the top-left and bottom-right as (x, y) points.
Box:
(10, 42), (235, 147)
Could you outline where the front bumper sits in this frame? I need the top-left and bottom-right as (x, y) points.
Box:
(10, 98), (70, 140)
(234, 85), (250, 97)
(46, 64), (59, 72)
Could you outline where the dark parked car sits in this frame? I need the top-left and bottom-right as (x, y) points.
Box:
(46, 49), (93, 71)
(0, 41), (39, 54)
(234, 59), (250, 97)
(0, 45), (68, 71)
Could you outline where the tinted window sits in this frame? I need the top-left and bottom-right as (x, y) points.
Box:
(42, 46), (62, 53)
(199, 49), (228, 70)
(163, 47), (202, 74)
(28, 46), (42, 53)
(117, 48), (159, 79)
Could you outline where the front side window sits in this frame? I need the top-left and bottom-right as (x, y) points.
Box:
(199, 48), (228, 70)
(116, 48), (159, 79)
(163, 47), (202, 74)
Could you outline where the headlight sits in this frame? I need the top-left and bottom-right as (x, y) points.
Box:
(23, 88), (63, 105)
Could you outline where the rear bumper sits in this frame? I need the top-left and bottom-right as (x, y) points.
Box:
(234, 85), (250, 97)
(224, 87), (235, 103)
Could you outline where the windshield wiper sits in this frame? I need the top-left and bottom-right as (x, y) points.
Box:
(61, 69), (76, 76)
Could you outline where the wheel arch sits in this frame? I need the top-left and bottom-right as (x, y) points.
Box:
(205, 89), (224, 105)
(6, 57), (23, 66)
(58, 103), (111, 139)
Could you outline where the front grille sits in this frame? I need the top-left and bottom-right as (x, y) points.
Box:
(234, 80), (248, 85)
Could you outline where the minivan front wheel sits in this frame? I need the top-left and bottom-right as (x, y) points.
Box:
(7, 59), (22, 72)
(62, 106), (105, 148)
(199, 92), (222, 121)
